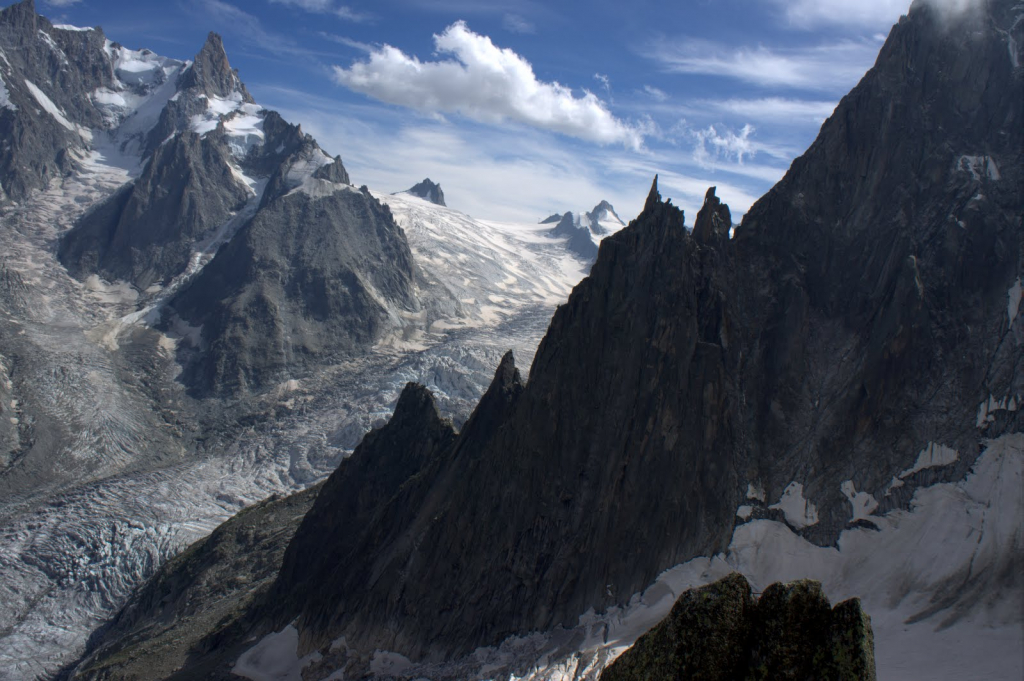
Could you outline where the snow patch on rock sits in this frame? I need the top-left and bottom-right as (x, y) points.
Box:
(746, 482), (766, 502)
(899, 442), (959, 479)
(0, 72), (13, 111)
(976, 393), (1020, 429)
(23, 79), (76, 133)
(232, 624), (322, 681)
(840, 480), (879, 522)
(769, 481), (819, 529)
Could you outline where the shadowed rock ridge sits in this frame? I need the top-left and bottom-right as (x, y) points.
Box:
(256, 0), (1021, 661)
(601, 573), (876, 681)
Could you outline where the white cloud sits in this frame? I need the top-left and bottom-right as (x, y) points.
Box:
(593, 73), (610, 92)
(319, 33), (374, 52)
(43, 0), (81, 6)
(643, 85), (668, 101)
(270, 0), (371, 22)
(258, 82), (781, 226)
(703, 97), (837, 124)
(331, 21), (645, 149)
(648, 38), (879, 91)
(694, 124), (757, 166)
(765, 0), (909, 29)
(502, 13), (535, 34)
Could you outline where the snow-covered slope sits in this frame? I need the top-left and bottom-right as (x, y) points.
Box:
(378, 191), (586, 338)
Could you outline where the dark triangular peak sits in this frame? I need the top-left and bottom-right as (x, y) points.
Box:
(644, 174), (661, 212)
(178, 31), (253, 102)
(451, 350), (524, 449)
(692, 186), (732, 245)
(540, 213), (563, 224)
(266, 380), (457, 634)
(402, 177), (446, 206)
(548, 211), (598, 261)
(143, 32), (255, 155)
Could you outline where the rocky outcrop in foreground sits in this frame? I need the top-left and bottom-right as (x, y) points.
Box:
(602, 573), (875, 681)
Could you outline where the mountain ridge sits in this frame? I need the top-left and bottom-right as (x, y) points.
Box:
(129, 0), (1022, 674)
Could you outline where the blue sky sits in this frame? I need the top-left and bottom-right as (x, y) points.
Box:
(39, 0), (920, 223)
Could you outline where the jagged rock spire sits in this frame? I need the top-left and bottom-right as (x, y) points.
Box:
(692, 186), (732, 245)
(644, 175), (661, 212)
(178, 31), (253, 102)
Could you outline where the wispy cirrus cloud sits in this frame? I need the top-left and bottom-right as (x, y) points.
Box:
(502, 13), (535, 34)
(701, 97), (837, 124)
(647, 37), (879, 91)
(192, 0), (351, 61)
(269, 0), (372, 22)
(643, 85), (668, 101)
(331, 21), (647, 149)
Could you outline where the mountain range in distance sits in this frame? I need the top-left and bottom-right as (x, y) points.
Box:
(0, 0), (1021, 679)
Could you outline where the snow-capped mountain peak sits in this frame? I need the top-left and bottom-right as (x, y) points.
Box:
(543, 199), (626, 261)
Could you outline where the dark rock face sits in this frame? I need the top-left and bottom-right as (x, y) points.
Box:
(691, 186), (731, 246)
(402, 177), (446, 206)
(250, 187), (740, 657)
(268, 382), (459, 635)
(728, 0), (1022, 542)
(540, 212), (562, 224)
(58, 131), (250, 289)
(166, 185), (416, 396)
(75, 0), (1021, 673)
(0, 0), (116, 200)
(601, 573), (876, 681)
(238, 0), (1020, 663)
